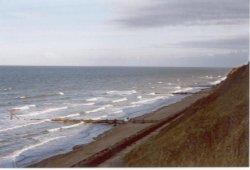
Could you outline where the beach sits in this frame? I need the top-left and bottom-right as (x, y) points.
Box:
(30, 88), (211, 167)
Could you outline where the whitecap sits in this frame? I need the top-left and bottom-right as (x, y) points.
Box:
(86, 97), (98, 102)
(132, 96), (165, 105)
(131, 90), (137, 94)
(58, 113), (80, 119)
(210, 76), (227, 85)
(106, 90), (136, 95)
(85, 107), (105, 114)
(137, 96), (142, 99)
(18, 106), (68, 117)
(48, 122), (84, 132)
(11, 105), (36, 111)
(112, 97), (127, 103)
(12, 136), (66, 158)
(175, 86), (181, 89)
(0, 119), (50, 133)
(18, 96), (27, 99)
(205, 75), (214, 79)
(58, 92), (64, 95)
(174, 86), (207, 94)
(85, 104), (112, 114)
(68, 102), (95, 108)
(114, 110), (123, 114)
(91, 115), (108, 120)
(174, 87), (193, 93)
(106, 91), (115, 94)
(82, 102), (95, 106)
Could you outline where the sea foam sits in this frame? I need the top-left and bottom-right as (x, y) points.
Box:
(210, 76), (227, 85)
(86, 97), (98, 102)
(132, 96), (165, 105)
(0, 119), (50, 133)
(84, 104), (112, 114)
(112, 97), (128, 103)
(48, 122), (84, 132)
(106, 90), (136, 95)
(11, 105), (36, 111)
(58, 113), (80, 119)
(12, 136), (66, 158)
(18, 106), (68, 117)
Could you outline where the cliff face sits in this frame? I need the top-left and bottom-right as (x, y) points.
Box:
(124, 64), (249, 167)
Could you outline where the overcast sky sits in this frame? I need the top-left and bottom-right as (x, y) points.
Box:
(0, 0), (249, 67)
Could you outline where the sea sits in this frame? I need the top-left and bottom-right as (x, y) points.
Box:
(0, 66), (230, 167)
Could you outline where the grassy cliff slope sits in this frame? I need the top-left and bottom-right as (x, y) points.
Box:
(124, 64), (249, 167)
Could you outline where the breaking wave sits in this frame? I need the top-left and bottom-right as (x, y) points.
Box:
(18, 106), (68, 117)
(85, 104), (112, 114)
(0, 119), (50, 133)
(11, 105), (36, 111)
(112, 97), (128, 103)
(17, 92), (64, 100)
(47, 122), (84, 132)
(106, 90), (136, 95)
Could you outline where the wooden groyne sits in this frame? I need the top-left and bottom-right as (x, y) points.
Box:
(70, 110), (187, 167)
(51, 118), (125, 125)
(50, 118), (159, 125)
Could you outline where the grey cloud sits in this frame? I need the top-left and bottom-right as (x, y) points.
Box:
(116, 0), (249, 28)
(173, 50), (249, 67)
(176, 36), (249, 50)
(199, 50), (249, 67)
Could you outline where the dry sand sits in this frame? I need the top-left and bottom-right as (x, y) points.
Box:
(30, 89), (211, 167)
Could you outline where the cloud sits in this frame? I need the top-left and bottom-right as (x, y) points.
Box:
(115, 0), (249, 28)
(200, 50), (249, 67)
(175, 36), (249, 50)
(170, 50), (249, 67)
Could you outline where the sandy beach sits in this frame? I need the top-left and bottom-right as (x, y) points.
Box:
(30, 88), (211, 167)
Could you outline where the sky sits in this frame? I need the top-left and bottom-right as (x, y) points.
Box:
(0, 0), (249, 67)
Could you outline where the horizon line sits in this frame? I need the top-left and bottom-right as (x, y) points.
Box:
(0, 64), (233, 68)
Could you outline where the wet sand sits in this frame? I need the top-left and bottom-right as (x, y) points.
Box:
(30, 89), (211, 167)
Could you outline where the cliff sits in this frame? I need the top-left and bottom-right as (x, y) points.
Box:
(124, 64), (249, 167)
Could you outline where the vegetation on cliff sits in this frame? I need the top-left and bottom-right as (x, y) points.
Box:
(124, 64), (249, 167)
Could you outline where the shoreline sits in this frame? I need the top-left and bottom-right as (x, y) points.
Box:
(29, 87), (213, 167)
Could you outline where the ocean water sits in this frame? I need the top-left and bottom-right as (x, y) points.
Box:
(0, 66), (230, 167)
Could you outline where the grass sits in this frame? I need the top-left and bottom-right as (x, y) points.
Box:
(124, 64), (249, 167)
